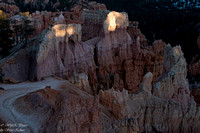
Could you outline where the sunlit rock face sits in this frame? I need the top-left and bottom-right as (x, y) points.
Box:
(37, 24), (82, 64)
(0, 24), (96, 91)
(81, 10), (165, 93)
(0, 10), (165, 94)
(81, 10), (129, 40)
(1, 8), (200, 133)
(103, 11), (129, 33)
(36, 24), (96, 89)
(51, 24), (82, 43)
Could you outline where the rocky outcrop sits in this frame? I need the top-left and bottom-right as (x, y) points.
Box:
(1, 10), (166, 94)
(13, 85), (101, 133)
(100, 54), (200, 133)
(32, 11), (52, 35)
(140, 72), (153, 94)
(96, 27), (165, 93)
(99, 45), (200, 132)
(99, 88), (129, 119)
(101, 89), (200, 133)
(36, 24), (93, 83)
(103, 11), (129, 33)
(81, 10), (109, 41)
(82, 10), (165, 93)
(153, 44), (193, 114)
(53, 12), (65, 24)
(0, 7), (200, 133)
(0, 23), (97, 92)
(69, 73), (92, 94)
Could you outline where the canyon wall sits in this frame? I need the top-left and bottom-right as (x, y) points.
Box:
(0, 8), (200, 133)
(99, 44), (200, 132)
(0, 10), (166, 94)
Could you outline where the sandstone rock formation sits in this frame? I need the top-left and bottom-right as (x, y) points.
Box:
(140, 72), (153, 94)
(81, 10), (109, 41)
(53, 12), (65, 24)
(11, 80), (101, 133)
(82, 10), (165, 93)
(0, 7), (200, 133)
(0, 10), (166, 94)
(99, 88), (129, 119)
(95, 28), (165, 93)
(31, 11), (52, 35)
(103, 11), (129, 33)
(69, 73), (92, 94)
(153, 44), (193, 114)
(99, 45), (200, 132)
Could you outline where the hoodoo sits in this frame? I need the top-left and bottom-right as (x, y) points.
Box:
(0, 0), (200, 132)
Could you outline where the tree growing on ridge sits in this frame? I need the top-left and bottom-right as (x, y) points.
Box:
(19, 12), (35, 44)
(0, 10), (13, 57)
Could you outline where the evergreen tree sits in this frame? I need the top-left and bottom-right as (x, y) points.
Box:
(13, 21), (22, 44)
(19, 12), (35, 44)
(22, 17), (35, 44)
(0, 10), (13, 57)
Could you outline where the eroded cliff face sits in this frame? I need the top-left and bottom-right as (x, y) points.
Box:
(0, 10), (165, 94)
(0, 9), (200, 133)
(153, 44), (193, 114)
(99, 45), (200, 133)
(10, 79), (101, 133)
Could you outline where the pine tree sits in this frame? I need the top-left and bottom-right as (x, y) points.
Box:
(22, 17), (35, 44)
(0, 10), (13, 57)
(19, 12), (35, 44)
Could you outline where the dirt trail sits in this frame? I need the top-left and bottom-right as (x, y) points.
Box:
(0, 77), (66, 133)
